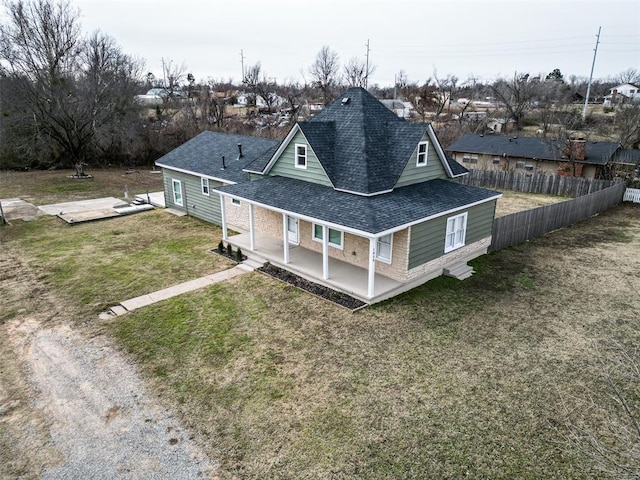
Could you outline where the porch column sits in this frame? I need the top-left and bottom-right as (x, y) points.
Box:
(220, 195), (228, 241)
(282, 213), (290, 264)
(367, 237), (376, 299)
(248, 203), (256, 251)
(322, 225), (329, 280)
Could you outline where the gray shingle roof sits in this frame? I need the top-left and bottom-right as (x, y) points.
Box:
(303, 87), (428, 193)
(613, 149), (640, 165)
(215, 176), (499, 235)
(155, 131), (279, 184)
(447, 134), (620, 166)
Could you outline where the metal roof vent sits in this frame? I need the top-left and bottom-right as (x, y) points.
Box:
(341, 97), (350, 105)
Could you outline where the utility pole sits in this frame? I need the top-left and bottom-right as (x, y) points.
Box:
(240, 49), (245, 82)
(364, 39), (371, 89)
(583, 26), (601, 122)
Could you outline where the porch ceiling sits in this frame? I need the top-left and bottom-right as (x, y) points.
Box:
(227, 232), (402, 303)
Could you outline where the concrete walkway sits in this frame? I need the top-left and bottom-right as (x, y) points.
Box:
(103, 264), (253, 318)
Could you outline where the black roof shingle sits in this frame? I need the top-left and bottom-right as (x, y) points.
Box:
(215, 176), (499, 235)
(155, 131), (279, 184)
(447, 134), (620, 166)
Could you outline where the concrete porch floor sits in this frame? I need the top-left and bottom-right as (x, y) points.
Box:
(226, 232), (403, 303)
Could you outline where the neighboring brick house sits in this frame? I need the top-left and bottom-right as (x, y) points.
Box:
(446, 134), (622, 179)
(214, 88), (501, 303)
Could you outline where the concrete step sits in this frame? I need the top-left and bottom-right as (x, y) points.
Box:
(109, 305), (128, 316)
(444, 262), (475, 280)
(243, 258), (266, 270)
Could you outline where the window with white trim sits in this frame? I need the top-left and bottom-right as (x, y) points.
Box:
(201, 177), (210, 196)
(376, 234), (393, 263)
(172, 179), (183, 206)
(312, 224), (343, 249)
(445, 212), (467, 253)
(231, 198), (241, 206)
(295, 143), (307, 169)
(416, 141), (428, 166)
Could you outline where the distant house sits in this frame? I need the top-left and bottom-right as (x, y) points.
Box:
(486, 118), (516, 133)
(447, 134), (622, 178)
(603, 83), (640, 107)
(380, 99), (414, 118)
(611, 148), (640, 177)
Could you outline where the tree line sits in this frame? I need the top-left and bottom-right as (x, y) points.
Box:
(1, 0), (638, 171)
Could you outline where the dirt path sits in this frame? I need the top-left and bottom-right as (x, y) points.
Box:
(0, 248), (218, 479)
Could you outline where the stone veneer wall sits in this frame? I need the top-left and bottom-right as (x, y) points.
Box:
(224, 198), (250, 231)
(406, 236), (492, 281)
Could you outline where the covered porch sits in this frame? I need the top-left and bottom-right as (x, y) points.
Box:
(226, 231), (403, 304)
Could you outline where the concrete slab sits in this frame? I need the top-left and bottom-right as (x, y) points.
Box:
(39, 197), (126, 216)
(134, 191), (165, 208)
(0, 198), (41, 221)
(58, 208), (121, 224)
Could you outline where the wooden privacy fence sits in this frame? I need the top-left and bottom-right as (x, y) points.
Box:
(489, 182), (626, 252)
(623, 188), (640, 204)
(458, 169), (617, 197)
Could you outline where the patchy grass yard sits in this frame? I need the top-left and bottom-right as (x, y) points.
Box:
(1, 169), (639, 479)
(106, 204), (640, 479)
(495, 189), (570, 217)
(0, 167), (163, 205)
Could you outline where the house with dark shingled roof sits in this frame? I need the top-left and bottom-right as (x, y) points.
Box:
(206, 87), (502, 304)
(446, 134), (623, 179)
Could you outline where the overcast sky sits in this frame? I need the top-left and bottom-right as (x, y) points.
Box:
(70, 0), (640, 86)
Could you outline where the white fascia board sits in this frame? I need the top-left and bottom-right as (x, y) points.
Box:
(426, 124), (468, 178)
(215, 190), (502, 240)
(155, 163), (237, 185)
(260, 124), (301, 174)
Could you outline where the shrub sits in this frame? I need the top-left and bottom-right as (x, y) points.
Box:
(226, 243), (233, 257)
(236, 248), (243, 262)
(217, 241), (224, 253)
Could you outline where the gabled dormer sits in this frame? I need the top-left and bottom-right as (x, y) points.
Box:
(244, 87), (468, 195)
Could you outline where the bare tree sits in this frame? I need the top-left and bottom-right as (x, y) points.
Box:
(615, 68), (640, 86)
(614, 102), (640, 149)
(279, 78), (308, 123)
(491, 72), (538, 130)
(405, 82), (438, 122)
(242, 62), (278, 113)
(0, 0), (142, 169)
(309, 46), (340, 105)
(432, 70), (458, 119)
(343, 56), (375, 88)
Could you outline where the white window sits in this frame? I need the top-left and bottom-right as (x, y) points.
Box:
(462, 154), (478, 164)
(312, 224), (343, 249)
(416, 141), (428, 166)
(231, 198), (241, 206)
(172, 179), (183, 206)
(295, 143), (307, 169)
(492, 157), (501, 165)
(376, 234), (393, 263)
(201, 177), (209, 196)
(445, 212), (467, 253)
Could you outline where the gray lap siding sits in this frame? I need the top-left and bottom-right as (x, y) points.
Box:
(162, 169), (223, 225)
(408, 200), (496, 269)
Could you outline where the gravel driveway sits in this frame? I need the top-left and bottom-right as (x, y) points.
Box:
(0, 248), (218, 479)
